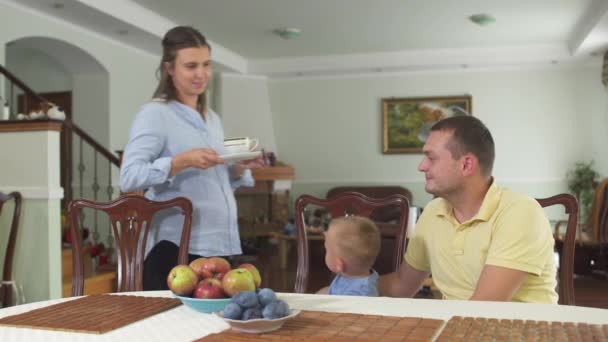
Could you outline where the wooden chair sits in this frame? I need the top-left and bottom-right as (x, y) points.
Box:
(293, 192), (409, 293)
(584, 178), (608, 244)
(579, 179), (608, 276)
(554, 179), (608, 277)
(536, 193), (578, 305)
(326, 186), (413, 222)
(0, 191), (22, 308)
(68, 194), (193, 296)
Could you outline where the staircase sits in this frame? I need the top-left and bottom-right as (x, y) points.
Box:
(61, 248), (117, 297)
(0, 64), (121, 297)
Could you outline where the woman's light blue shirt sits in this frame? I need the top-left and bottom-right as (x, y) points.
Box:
(120, 100), (254, 257)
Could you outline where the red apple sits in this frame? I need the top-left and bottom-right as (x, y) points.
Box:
(200, 257), (231, 280)
(222, 268), (256, 297)
(189, 257), (208, 278)
(193, 278), (226, 299)
(239, 263), (261, 288)
(167, 265), (198, 296)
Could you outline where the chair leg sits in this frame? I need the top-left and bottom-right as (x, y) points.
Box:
(278, 238), (289, 269)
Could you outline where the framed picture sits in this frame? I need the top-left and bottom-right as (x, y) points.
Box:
(382, 95), (472, 153)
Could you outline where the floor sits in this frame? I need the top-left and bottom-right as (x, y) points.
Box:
(246, 237), (608, 307)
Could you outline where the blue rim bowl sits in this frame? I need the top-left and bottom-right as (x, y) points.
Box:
(173, 294), (231, 314)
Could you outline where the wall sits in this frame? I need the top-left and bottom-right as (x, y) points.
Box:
(5, 39), (116, 257)
(268, 65), (606, 212)
(0, 130), (61, 303)
(593, 86), (608, 175)
(4, 44), (72, 109)
(1, 1), (607, 302)
(216, 73), (278, 153)
(0, 2), (159, 154)
(0, 2), (158, 302)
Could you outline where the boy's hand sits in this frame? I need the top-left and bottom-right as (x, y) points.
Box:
(316, 286), (329, 294)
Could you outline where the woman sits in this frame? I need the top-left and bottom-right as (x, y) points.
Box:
(120, 26), (263, 290)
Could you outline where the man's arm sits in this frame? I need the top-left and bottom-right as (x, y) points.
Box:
(470, 265), (528, 301)
(378, 261), (429, 297)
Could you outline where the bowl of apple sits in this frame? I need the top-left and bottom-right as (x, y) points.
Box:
(167, 257), (262, 314)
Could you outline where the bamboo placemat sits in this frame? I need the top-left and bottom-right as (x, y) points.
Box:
(199, 310), (608, 341)
(436, 316), (608, 341)
(0, 294), (181, 334)
(197, 310), (445, 341)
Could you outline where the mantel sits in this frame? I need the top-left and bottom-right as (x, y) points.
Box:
(0, 119), (63, 133)
(251, 165), (295, 181)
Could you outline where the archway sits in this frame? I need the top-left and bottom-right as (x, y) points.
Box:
(4, 35), (110, 222)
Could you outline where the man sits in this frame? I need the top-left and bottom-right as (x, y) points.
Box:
(378, 115), (557, 303)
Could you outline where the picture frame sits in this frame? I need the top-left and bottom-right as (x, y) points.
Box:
(382, 95), (472, 154)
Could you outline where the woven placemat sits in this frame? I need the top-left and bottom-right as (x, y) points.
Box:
(197, 310), (445, 341)
(0, 294), (181, 334)
(436, 316), (608, 341)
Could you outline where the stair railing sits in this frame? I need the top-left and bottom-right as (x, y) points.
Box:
(0, 63), (120, 253)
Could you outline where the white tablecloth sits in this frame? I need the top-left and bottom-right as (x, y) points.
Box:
(0, 291), (607, 341)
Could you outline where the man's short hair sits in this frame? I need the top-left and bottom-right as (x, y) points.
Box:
(431, 115), (495, 176)
(329, 216), (381, 269)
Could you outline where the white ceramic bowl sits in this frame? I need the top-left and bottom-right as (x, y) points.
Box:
(216, 309), (301, 334)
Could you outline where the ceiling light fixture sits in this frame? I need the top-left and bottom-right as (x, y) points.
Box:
(117, 29), (129, 36)
(51, 2), (64, 9)
(272, 28), (301, 40)
(469, 13), (496, 26)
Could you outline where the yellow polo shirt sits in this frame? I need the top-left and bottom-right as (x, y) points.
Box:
(405, 183), (558, 303)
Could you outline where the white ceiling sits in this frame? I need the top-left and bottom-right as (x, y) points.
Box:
(4, 0), (608, 77)
(133, 0), (593, 58)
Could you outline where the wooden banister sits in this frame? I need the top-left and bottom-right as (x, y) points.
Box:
(0, 63), (120, 167)
(1, 63), (123, 282)
(63, 120), (120, 166)
(0, 64), (46, 103)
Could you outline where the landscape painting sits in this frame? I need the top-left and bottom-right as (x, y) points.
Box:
(382, 95), (472, 153)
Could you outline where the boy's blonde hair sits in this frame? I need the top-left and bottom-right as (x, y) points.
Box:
(328, 216), (381, 270)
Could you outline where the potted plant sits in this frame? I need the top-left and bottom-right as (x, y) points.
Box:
(566, 160), (599, 225)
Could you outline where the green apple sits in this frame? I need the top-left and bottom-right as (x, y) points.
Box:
(222, 268), (255, 297)
(167, 265), (198, 296)
(239, 263), (262, 288)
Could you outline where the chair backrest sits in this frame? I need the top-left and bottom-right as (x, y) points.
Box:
(294, 191), (409, 293)
(536, 193), (578, 306)
(0, 191), (22, 308)
(326, 186), (413, 222)
(68, 194), (193, 296)
(587, 178), (608, 243)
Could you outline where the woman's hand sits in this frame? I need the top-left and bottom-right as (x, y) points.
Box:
(239, 154), (265, 169)
(170, 148), (224, 176)
(230, 154), (265, 179)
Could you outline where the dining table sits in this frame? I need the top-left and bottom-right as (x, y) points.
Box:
(0, 291), (607, 341)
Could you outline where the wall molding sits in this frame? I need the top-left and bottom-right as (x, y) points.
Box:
(249, 44), (598, 79)
(266, 58), (601, 81)
(219, 72), (268, 81)
(0, 186), (64, 199)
